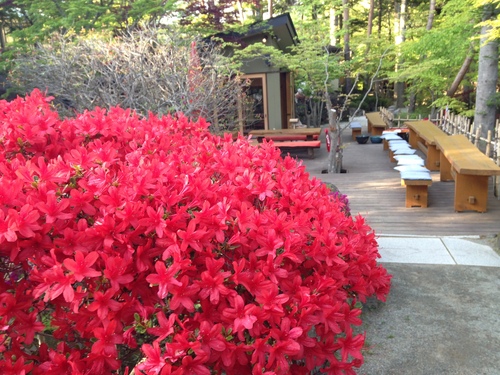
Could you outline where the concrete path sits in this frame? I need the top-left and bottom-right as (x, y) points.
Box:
(377, 234), (500, 267)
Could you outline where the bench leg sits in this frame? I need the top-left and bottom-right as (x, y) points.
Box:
(439, 153), (453, 181)
(408, 129), (418, 148)
(352, 128), (361, 140)
(454, 173), (489, 212)
(307, 148), (315, 158)
(426, 145), (441, 171)
(389, 149), (397, 163)
(405, 185), (429, 208)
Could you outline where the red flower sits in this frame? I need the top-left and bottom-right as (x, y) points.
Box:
(169, 275), (200, 313)
(197, 257), (231, 304)
(91, 319), (123, 357)
(0, 209), (17, 244)
(147, 311), (176, 341)
(36, 190), (72, 224)
(223, 295), (258, 340)
(137, 341), (169, 374)
(146, 261), (182, 299)
(102, 255), (134, 291)
(87, 289), (122, 319)
(9, 204), (42, 238)
(176, 220), (208, 252)
(139, 205), (168, 238)
(13, 311), (45, 345)
(338, 331), (365, 363)
(63, 250), (101, 281)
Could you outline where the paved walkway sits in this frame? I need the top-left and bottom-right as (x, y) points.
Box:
(377, 234), (500, 267)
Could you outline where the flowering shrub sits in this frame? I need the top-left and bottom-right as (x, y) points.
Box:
(0, 89), (391, 374)
(324, 183), (350, 217)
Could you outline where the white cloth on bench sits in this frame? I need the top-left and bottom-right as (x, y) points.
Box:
(400, 170), (432, 180)
(388, 141), (409, 149)
(394, 165), (430, 172)
(389, 142), (412, 151)
(350, 122), (362, 129)
(381, 133), (403, 140)
(394, 154), (422, 161)
(397, 158), (425, 166)
(393, 148), (417, 155)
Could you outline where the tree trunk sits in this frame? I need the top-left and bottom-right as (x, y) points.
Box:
(474, 4), (499, 145)
(446, 45), (475, 98)
(0, 20), (5, 51)
(343, 0), (352, 94)
(426, 0), (436, 30)
(367, 0), (374, 37)
(327, 99), (340, 173)
(394, 0), (407, 108)
(378, 0), (383, 36)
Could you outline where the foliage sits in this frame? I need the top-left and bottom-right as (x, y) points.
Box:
(388, 0), (481, 108)
(432, 97), (470, 115)
(473, 0), (500, 43)
(0, 90), (391, 374)
(0, 0), (168, 72)
(7, 27), (244, 132)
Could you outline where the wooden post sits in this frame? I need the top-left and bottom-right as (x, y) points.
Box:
(485, 130), (492, 157)
(474, 127), (481, 147)
(495, 122), (500, 198)
(237, 91), (244, 134)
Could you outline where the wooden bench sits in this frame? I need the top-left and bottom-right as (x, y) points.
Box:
(402, 179), (432, 208)
(273, 140), (321, 158)
(381, 132), (405, 151)
(249, 128), (323, 158)
(350, 122), (362, 140)
(255, 134), (319, 142)
(388, 141), (416, 163)
(400, 170), (433, 208)
(435, 134), (500, 212)
(405, 120), (447, 171)
(250, 128), (322, 141)
(365, 112), (387, 136)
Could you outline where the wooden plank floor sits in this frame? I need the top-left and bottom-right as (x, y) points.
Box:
(296, 127), (500, 237)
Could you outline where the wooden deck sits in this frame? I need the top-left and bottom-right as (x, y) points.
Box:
(298, 126), (500, 237)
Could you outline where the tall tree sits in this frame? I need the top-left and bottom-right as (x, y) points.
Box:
(473, 3), (499, 141)
(343, 0), (353, 94)
(367, 0), (375, 37)
(394, 0), (407, 108)
(426, 0), (436, 30)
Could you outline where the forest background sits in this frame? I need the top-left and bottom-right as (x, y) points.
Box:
(0, 0), (499, 138)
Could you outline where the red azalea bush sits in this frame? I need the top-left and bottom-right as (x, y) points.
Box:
(0, 89), (391, 375)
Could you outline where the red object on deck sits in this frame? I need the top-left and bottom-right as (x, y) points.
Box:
(325, 129), (331, 152)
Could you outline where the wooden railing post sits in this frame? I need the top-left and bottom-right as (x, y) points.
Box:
(486, 130), (492, 157)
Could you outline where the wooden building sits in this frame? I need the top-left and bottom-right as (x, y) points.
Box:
(214, 13), (299, 133)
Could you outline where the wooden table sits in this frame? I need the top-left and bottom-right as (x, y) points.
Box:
(365, 112), (387, 135)
(435, 134), (500, 212)
(405, 120), (447, 171)
(249, 128), (323, 158)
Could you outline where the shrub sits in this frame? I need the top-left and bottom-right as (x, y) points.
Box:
(0, 89), (391, 374)
(8, 27), (244, 133)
